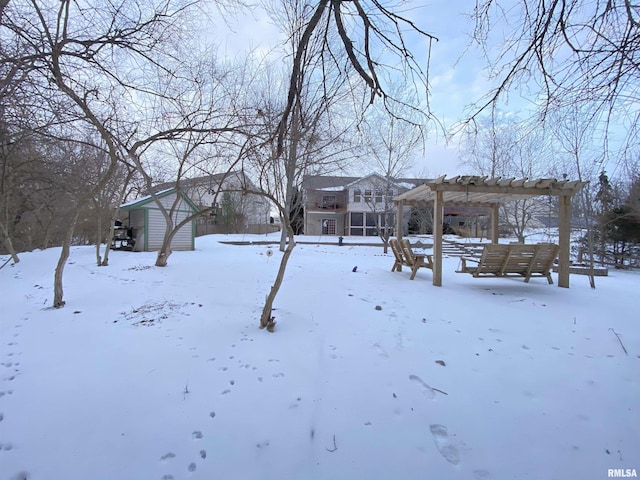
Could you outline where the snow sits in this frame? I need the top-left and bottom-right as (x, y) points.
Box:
(119, 188), (174, 208)
(315, 186), (348, 191)
(1, 234), (638, 480)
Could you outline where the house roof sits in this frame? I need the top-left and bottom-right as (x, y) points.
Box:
(153, 171), (254, 193)
(302, 174), (429, 191)
(302, 175), (361, 190)
(120, 188), (199, 212)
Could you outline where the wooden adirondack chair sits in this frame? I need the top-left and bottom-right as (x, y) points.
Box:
(400, 239), (434, 280)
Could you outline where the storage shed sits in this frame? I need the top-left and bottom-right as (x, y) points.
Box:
(120, 188), (198, 252)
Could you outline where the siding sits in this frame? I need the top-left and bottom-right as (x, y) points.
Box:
(126, 191), (195, 251)
(305, 213), (346, 236)
(146, 209), (193, 251)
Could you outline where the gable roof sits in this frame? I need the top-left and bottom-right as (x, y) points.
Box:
(302, 175), (361, 190)
(120, 188), (199, 212)
(302, 174), (429, 191)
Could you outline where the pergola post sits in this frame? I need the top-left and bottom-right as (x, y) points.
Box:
(433, 190), (443, 286)
(558, 195), (571, 288)
(491, 203), (499, 244)
(396, 199), (404, 241)
(395, 199), (404, 272)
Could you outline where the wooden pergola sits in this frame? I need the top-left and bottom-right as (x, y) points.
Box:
(393, 175), (588, 288)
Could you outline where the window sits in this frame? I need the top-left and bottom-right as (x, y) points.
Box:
(374, 190), (383, 203)
(351, 212), (363, 226)
(364, 189), (372, 202)
(353, 189), (361, 203)
(348, 213), (395, 236)
(366, 212), (378, 236)
(349, 212), (364, 236)
(322, 218), (336, 235)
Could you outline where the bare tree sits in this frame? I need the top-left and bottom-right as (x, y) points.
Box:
(359, 88), (426, 251)
(549, 104), (603, 285)
(274, 0), (438, 156)
(1, 0), (244, 305)
(242, 0), (370, 330)
(94, 163), (138, 267)
(470, 0), (640, 152)
(462, 113), (554, 242)
(239, 0), (436, 331)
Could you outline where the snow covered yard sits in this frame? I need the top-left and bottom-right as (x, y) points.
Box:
(0, 235), (638, 480)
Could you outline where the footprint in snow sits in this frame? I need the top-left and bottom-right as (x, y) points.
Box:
(473, 469), (494, 479)
(429, 424), (461, 465)
(373, 343), (389, 359)
(409, 374), (436, 400)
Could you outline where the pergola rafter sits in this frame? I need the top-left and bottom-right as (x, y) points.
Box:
(394, 175), (589, 288)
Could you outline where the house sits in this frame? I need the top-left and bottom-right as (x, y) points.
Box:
(119, 188), (198, 251)
(302, 174), (425, 236)
(155, 172), (274, 235)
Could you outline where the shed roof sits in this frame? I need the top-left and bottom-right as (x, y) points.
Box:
(120, 188), (199, 212)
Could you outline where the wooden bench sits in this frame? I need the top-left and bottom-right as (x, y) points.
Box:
(457, 243), (559, 284)
(390, 239), (433, 280)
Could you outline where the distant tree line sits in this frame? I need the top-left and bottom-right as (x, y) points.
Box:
(590, 172), (640, 268)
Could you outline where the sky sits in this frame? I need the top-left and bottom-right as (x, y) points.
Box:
(206, 0), (512, 178)
(1, 232), (638, 479)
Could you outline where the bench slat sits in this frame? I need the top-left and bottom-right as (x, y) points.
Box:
(457, 243), (559, 283)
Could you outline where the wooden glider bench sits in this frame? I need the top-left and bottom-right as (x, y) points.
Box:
(457, 243), (560, 284)
(390, 239), (433, 280)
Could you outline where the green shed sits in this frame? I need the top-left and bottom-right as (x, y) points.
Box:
(120, 188), (199, 252)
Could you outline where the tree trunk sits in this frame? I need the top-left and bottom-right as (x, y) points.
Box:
(260, 226), (295, 332)
(155, 225), (175, 267)
(155, 249), (172, 267)
(95, 205), (102, 266)
(279, 224), (288, 252)
(100, 218), (115, 266)
(102, 169), (136, 267)
(0, 221), (19, 264)
(53, 211), (80, 308)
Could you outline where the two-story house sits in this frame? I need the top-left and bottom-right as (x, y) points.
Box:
(302, 173), (425, 236)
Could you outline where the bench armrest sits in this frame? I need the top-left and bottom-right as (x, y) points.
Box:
(460, 255), (481, 264)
